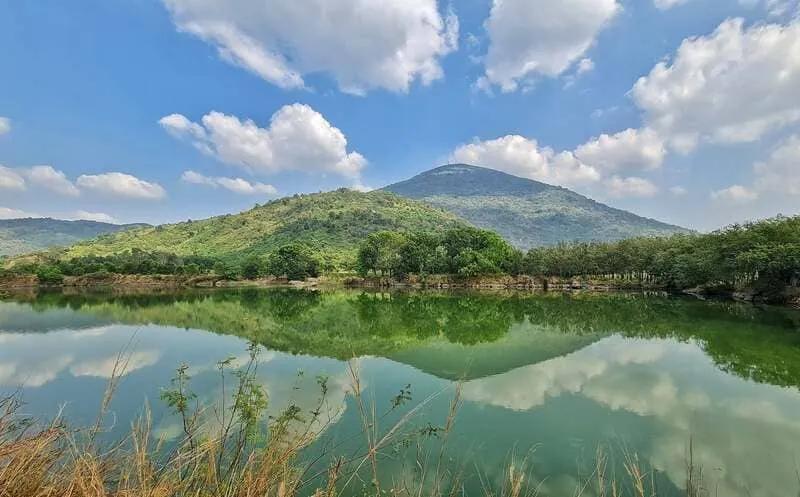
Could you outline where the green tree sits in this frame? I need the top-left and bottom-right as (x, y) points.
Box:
(356, 231), (407, 276)
(241, 256), (265, 280)
(267, 244), (320, 280)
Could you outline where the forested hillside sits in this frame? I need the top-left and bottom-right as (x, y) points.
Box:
(61, 189), (469, 269)
(384, 164), (689, 248)
(0, 218), (146, 257)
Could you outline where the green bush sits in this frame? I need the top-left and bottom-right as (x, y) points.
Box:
(36, 266), (64, 284)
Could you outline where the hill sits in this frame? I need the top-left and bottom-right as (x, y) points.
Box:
(64, 189), (469, 267)
(0, 218), (147, 257)
(383, 164), (689, 249)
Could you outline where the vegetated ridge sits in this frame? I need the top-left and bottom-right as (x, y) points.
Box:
(0, 218), (147, 257)
(383, 164), (689, 249)
(62, 189), (469, 268)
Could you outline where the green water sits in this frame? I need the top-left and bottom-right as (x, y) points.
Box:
(1, 288), (800, 496)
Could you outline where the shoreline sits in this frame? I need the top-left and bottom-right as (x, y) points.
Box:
(2, 272), (798, 306)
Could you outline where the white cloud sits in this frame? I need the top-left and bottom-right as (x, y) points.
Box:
(632, 18), (800, 153)
(576, 57), (595, 74)
(574, 128), (666, 172)
(0, 165), (80, 196)
(482, 0), (621, 92)
(605, 176), (659, 197)
(753, 135), (800, 195)
(764, 0), (800, 17)
(24, 165), (80, 196)
(451, 135), (601, 187)
(162, 0), (458, 94)
(0, 166), (26, 191)
(654, 0), (692, 9)
(450, 128), (666, 191)
(0, 326), (161, 388)
(0, 208), (117, 223)
(0, 117), (10, 136)
(77, 172), (166, 200)
(711, 185), (758, 202)
(0, 207), (41, 219)
(161, 104), (366, 179)
(69, 211), (119, 223)
(590, 106), (620, 120)
(70, 351), (160, 378)
(669, 185), (688, 196)
(461, 335), (800, 497)
(181, 170), (277, 195)
(702, 135), (800, 209)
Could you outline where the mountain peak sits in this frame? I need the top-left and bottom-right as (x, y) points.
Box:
(424, 163), (486, 174)
(384, 164), (688, 249)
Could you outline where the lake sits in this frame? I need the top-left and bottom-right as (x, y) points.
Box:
(1, 288), (800, 496)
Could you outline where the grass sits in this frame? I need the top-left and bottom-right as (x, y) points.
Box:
(0, 349), (717, 497)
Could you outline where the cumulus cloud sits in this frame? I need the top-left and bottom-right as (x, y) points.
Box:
(77, 172), (166, 200)
(481, 0), (621, 91)
(161, 0), (458, 94)
(450, 128), (668, 197)
(0, 207), (41, 219)
(181, 170), (277, 195)
(711, 185), (758, 203)
(160, 104), (366, 179)
(0, 166), (26, 191)
(0, 165), (81, 196)
(632, 18), (800, 153)
(575, 128), (666, 172)
(605, 176), (659, 197)
(0, 117), (10, 136)
(24, 165), (80, 196)
(451, 135), (601, 187)
(70, 211), (119, 223)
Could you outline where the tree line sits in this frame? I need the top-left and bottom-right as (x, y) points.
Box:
(524, 215), (800, 292)
(356, 217), (800, 293)
(4, 216), (799, 295)
(2, 244), (321, 283)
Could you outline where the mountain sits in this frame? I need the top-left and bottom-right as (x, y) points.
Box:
(0, 218), (148, 257)
(64, 189), (469, 266)
(383, 164), (689, 249)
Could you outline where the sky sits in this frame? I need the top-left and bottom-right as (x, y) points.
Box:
(1, 0), (799, 231)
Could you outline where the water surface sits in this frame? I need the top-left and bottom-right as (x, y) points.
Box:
(1, 288), (799, 496)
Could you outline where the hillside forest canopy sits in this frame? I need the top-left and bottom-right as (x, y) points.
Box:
(2, 216), (799, 297)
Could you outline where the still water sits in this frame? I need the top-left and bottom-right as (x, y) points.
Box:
(1, 288), (800, 496)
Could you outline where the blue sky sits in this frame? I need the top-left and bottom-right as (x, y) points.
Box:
(1, 0), (799, 231)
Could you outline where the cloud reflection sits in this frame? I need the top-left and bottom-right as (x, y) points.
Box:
(461, 336), (800, 497)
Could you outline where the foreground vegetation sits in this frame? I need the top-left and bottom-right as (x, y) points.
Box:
(0, 348), (722, 497)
